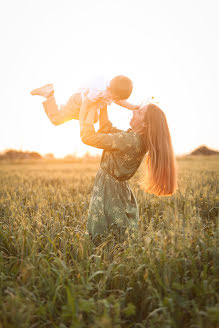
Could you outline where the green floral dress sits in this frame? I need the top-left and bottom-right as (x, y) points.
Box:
(80, 120), (146, 238)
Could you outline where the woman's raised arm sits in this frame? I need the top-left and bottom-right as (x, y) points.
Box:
(79, 98), (134, 153)
(99, 105), (109, 129)
(98, 105), (123, 134)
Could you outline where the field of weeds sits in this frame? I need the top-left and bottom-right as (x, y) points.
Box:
(0, 156), (218, 328)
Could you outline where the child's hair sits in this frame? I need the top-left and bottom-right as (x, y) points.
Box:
(109, 75), (133, 100)
(140, 103), (177, 196)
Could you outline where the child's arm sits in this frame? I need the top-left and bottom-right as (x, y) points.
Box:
(113, 100), (140, 111)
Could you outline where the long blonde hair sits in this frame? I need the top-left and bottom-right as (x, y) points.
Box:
(141, 103), (177, 196)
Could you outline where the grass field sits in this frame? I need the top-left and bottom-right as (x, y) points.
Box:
(0, 156), (218, 328)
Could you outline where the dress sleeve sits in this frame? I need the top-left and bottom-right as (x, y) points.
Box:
(98, 120), (123, 134)
(80, 123), (134, 153)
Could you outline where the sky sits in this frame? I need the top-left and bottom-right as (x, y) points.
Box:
(0, 0), (219, 157)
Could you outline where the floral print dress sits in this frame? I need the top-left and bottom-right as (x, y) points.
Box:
(80, 120), (146, 238)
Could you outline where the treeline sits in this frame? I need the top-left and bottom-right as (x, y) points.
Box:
(0, 150), (101, 162)
(190, 145), (219, 156)
(1, 146), (218, 161)
(0, 150), (42, 160)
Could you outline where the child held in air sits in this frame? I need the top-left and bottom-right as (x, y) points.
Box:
(30, 75), (139, 126)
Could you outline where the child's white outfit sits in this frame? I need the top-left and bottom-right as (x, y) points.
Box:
(43, 76), (112, 125)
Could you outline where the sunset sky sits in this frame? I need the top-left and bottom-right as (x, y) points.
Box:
(1, 0), (219, 157)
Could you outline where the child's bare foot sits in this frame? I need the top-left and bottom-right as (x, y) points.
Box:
(30, 84), (54, 98)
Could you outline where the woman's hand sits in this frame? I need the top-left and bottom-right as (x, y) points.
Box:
(99, 104), (109, 129)
(79, 97), (90, 122)
(79, 97), (99, 124)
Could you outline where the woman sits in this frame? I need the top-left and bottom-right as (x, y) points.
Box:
(80, 98), (177, 240)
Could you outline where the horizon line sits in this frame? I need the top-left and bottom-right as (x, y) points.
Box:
(1, 144), (219, 159)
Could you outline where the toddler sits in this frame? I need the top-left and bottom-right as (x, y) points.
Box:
(30, 75), (138, 126)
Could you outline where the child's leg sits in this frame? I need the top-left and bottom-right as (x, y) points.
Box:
(43, 93), (82, 125)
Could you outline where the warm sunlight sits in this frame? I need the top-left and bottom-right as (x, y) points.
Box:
(1, 2), (218, 326)
(1, 0), (219, 157)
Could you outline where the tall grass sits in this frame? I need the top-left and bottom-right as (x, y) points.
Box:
(0, 157), (218, 328)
